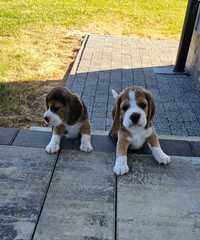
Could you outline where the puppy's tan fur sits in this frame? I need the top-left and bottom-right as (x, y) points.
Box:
(44, 87), (93, 153)
(111, 86), (155, 139)
(46, 87), (90, 132)
(111, 86), (170, 175)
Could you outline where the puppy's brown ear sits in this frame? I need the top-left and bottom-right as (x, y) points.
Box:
(144, 90), (155, 128)
(45, 92), (50, 109)
(68, 94), (83, 125)
(110, 96), (122, 140)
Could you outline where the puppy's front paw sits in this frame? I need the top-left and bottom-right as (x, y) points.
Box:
(80, 134), (93, 152)
(45, 142), (60, 154)
(152, 147), (171, 164)
(158, 153), (171, 164)
(113, 156), (129, 175)
(80, 142), (93, 152)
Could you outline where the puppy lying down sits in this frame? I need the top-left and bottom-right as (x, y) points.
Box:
(43, 87), (93, 153)
(110, 86), (171, 176)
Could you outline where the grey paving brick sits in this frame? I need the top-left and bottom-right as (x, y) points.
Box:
(106, 118), (113, 129)
(169, 121), (188, 136)
(91, 117), (106, 130)
(190, 142), (200, 156)
(95, 96), (108, 103)
(184, 121), (200, 136)
(154, 118), (171, 135)
(92, 112), (107, 118)
(66, 34), (200, 136)
(181, 110), (197, 122)
(82, 91), (96, 97)
(82, 96), (94, 102)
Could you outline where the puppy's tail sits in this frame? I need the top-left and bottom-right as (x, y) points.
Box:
(111, 89), (119, 100)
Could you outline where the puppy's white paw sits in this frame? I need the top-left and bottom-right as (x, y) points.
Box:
(45, 142), (60, 154)
(80, 142), (93, 152)
(80, 134), (93, 152)
(113, 156), (129, 175)
(152, 147), (171, 164)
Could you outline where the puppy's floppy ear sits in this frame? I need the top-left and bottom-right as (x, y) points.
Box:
(45, 91), (50, 109)
(144, 90), (155, 128)
(111, 89), (119, 100)
(110, 95), (122, 140)
(68, 94), (83, 124)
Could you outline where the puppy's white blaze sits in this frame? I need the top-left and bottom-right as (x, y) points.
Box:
(80, 134), (93, 152)
(44, 108), (62, 127)
(112, 89), (119, 99)
(113, 155), (129, 175)
(123, 91), (147, 128)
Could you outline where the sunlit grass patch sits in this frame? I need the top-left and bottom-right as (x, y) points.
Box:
(0, 26), (81, 82)
(0, 26), (81, 127)
(0, 0), (187, 83)
(0, 0), (187, 127)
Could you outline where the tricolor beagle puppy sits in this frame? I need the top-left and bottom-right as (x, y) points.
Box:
(43, 87), (93, 153)
(110, 86), (171, 175)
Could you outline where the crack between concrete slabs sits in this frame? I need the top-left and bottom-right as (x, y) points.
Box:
(114, 175), (118, 240)
(30, 150), (61, 240)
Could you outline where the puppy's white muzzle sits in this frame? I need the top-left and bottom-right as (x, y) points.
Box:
(43, 109), (62, 127)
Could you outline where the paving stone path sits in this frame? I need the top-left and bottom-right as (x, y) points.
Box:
(67, 34), (200, 136)
(2, 34), (200, 240)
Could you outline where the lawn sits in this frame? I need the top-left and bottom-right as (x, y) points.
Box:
(0, 0), (187, 127)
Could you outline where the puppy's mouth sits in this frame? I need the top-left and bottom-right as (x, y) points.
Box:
(130, 124), (142, 128)
(124, 121), (144, 129)
(42, 118), (63, 128)
(42, 119), (49, 127)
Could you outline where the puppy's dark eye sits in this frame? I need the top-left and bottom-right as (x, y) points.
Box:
(50, 106), (60, 113)
(122, 104), (130, 111)
(139, 102), (146, 109)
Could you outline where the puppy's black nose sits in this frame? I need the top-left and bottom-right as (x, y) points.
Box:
(130, 113), (140, 124)
(44, 116), (49, 123)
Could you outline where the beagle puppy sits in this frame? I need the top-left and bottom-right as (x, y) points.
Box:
(110, 86), (171, 176)
(43, 87), (93, 153)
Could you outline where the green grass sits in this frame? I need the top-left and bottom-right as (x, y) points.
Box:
(1, 0), (187, 38)
(0, 0), (187, 127)
(0, 0), (187, 82)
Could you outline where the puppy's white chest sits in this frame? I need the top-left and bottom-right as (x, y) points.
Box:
(65, 122), (81, 139)
(129, 127), (152, 149)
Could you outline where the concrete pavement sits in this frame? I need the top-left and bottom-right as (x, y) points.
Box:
(0, 127), (200, 239)
(2, 34), (200, 240)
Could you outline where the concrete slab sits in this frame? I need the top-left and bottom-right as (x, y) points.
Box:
(12, 129), (200, 156)
(61, 134), (116, 153)
(12, 129), (51, 148)
(160, 139), (193, 157)
(117, 154), (200, 240)
(30, 127), (51, 132)
(0, 127), (18, 145)
(12, 130), (115, 152)
(0, 145), (57, 240)
(190, 142), (200, 157)
(34, 150), (115, 240)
